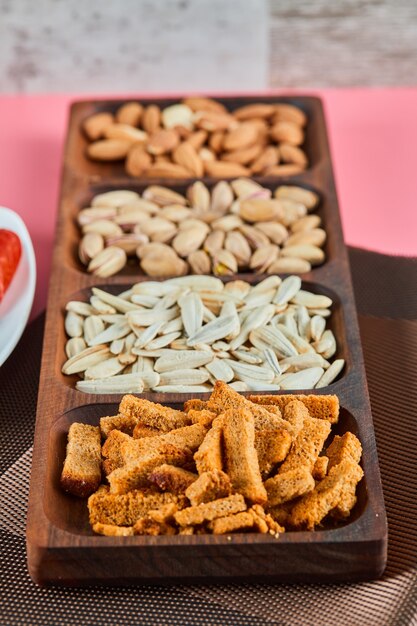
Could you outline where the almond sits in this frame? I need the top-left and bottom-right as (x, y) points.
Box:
(183, 97), (227, 114)
(223, 123), (258, 151)
(172, 142), (204, 177)
(126, 144), (152, 177)
(279, 144), (308, 168)
(233, 103), (276, 120)
(274, 103), (307, 127)
(250, 146), (279, 174)
(187, 130), (208, 150)
(83, 112), (114, 141)
(264, 164), (304, 177)
(104, 124), (147, 143)
(270, 121), (304, 146)
(204, 161), (250, 178)
(142, 105), (161, 133)
(209, 130), (225, 154)
(87, 139), (131, 161)
(194, 111), (235, 132)
(115, 102), (143, 126)
(147, 129), (180, 155)
(221, 142), (263, 166)
(146, 163), (191, 179)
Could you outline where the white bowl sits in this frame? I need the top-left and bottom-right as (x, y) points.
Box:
(0, 207), (37, 366)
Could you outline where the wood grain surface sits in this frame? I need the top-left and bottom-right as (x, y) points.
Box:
(26, 95), (387, 586)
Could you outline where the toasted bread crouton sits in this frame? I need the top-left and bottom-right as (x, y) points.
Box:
(267, 501), (294, 528)
(250, 504), (285, 535)
(100, 414), (139, 438)
(174, 494), (246, 527)
(92, 522), (134, 536)
(119, 395), (191, 431)
(312, 456), (329, 480)
(194, 418), (224, 474)
(147, 502), (179, 524)
(88, 488), (183, 526)
(184, 399), (210, 413)
(208, 511), (255, 534)
(208, 382), (292, 434)
(255, 429), (292, 477)
(102, 429), (132, 476)
(185, 470), (232, 506)
(283, 400), (309, 436)
(326, 432), (362, 469)
(108, 444), (193, 494)
(61, 423), (102, 498)
(179, 526), (195, 535)
(149, 464), (197, 494)
(249, 394), (340, 423)
(133, 517), (176, 535)
(223, 408), (267, 504)
(279, 416), (331, 475)
(121, 423), (207, 466)
(265, 467), (315, 506)
(132, 423), (161, 439)
(187, 409), (218, 427)
(290, 459), (363, 529)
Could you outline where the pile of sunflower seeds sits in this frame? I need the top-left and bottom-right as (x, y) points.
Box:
(62, 275), (344, 394)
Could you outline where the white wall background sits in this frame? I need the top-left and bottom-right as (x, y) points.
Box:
(0, 0), (416, 92)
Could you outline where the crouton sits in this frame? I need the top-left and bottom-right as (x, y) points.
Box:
(208, 511), (255, 534)
(88, 487), (183, 526)
(119, 395), (191, 431)
(184, 399), (210, 413)
(290, 459), (364, 529)
(187, 409), (218, 427)
(133, 517), (176, 536)
(185, 470), (232, 506)
(223, 408), (267, 504)
(132, 423), (161, 439)
(279, 416), (331, 475)
(312, 456), (329, 480)
(326, 432), (362, 469)
(283, 400), (309, 436)
(100, 414), (139, 438)
(102, 429), (132, 476)
(265, 467), (315, 506)
(148, 464), (197, 494)
(249, 394), (340, 423)
(174, 494), (246, 527)
(194, 418), (224, 474)
(61, 423), (102, 498)
(255, 428), (292, 477)
(249, 504), (285, 535)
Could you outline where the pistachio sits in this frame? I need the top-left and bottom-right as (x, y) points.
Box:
(79, 232), (104, 265)
(88, 246), (127, 277)
(188, 249), (211, 275)
(212, 250), (238, 275)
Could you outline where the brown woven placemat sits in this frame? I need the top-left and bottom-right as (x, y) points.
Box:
(0, 248), (416, 626)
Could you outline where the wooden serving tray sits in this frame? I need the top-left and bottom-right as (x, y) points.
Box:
(26, 95), (387, 586)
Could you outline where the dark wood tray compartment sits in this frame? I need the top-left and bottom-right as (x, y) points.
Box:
(26, 95), (387, 586)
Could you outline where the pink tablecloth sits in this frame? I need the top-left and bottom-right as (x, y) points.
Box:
(0, 89), (416, 319)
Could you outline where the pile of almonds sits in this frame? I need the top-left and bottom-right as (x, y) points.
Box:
(78, 179), (324, 278)
(83, 97), (308, 178)
(62, 275), (345, 394)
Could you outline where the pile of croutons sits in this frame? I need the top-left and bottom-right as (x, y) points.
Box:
(61, 382), (363, 536)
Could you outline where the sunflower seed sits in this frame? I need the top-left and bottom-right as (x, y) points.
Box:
(262, 348), (282, 375)
(127, 307), (178, 327)
(84, 357), (126, 380)
(65, 301), (94, 316)
(229, 381), (248, 392)
(62, 345), (110, 375)
(231, 349), (263, 365)
(84, 316), (105, 344)
(152, 384), (211, 393)
(315, 359), (345, 388)
(310, 315), (326, 341)
(76, 374), (144, 394)
(92, 288), (139, 313)
(279, 353), (327, 371)
(225, 359), (275, 383)
(160, 317), (183, 335)
(134, 321), (166, 349)
(276, 323), (314, 354)
(291, 290), (333, 309)
(109, 338), (125, 355)
(279, 367), (324, 390)
(146, 332), (182, 350)
(87, 321), (131, 346)
(65, 337), (87, 359)
(273, 275), (302, 306)
(65, 311), (84, 338)
(179, 292), (203, 338)
(154, 350), (213, 372)
(158, 369), (210, 386)
(229, 304), (275, 350)
(314, 330), (337, 359)
(90, 296), (117, 315)
(187, 314), (239, 347)
(205, 358), (234, 383)
(252, 327), (298, 358)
